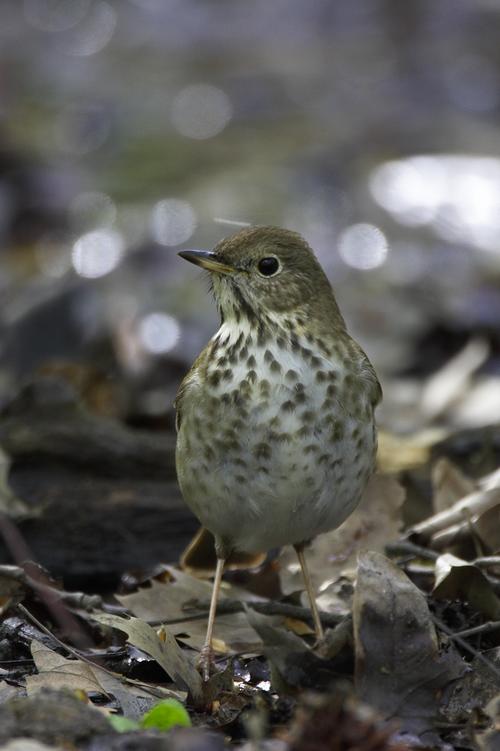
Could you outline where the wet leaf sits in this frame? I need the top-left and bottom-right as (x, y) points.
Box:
(245, 607), (332, 692)
(353, 551), (466, 739)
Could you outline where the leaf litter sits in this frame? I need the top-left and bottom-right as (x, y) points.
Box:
(1, 380), (500, 747)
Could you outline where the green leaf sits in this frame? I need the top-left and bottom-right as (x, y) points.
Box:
(108, 715), (140, 733)
(140, 699), (191, 731)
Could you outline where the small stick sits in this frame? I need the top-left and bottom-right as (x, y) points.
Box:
(149, 599), (343, 628)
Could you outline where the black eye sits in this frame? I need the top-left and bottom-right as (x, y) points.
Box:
(257, 256), (280, 276)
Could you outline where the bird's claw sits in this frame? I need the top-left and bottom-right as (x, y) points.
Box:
(197, 644), (217, 682)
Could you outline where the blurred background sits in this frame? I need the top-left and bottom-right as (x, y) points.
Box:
(2, 0), (500, 435)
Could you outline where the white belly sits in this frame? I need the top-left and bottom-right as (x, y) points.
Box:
(176, 327), (376, 556)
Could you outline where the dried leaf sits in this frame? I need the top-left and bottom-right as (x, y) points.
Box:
(474, 505), (500, 553)
(431, 457), (476, 514)
(91, 613), (203, 704)
(434, 554), (500, 619)
(26, 641), (105, 697)
(420, 337), (489, 420)
(117, 567), (263, 653)
(353, 551), (465, 738)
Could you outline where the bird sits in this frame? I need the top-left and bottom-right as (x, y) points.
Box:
(175, 226), (381, 680)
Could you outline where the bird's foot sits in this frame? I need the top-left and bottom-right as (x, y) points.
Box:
(197, 644), (217, 682)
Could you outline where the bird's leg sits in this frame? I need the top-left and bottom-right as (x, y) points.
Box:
(198, 556), (225, 681)
(294, 543), (324, 641)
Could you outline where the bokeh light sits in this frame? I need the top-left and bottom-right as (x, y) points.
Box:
(338, 223), (389, 270)
(171, 84), (233, 140)
(69, 191), (116, 231)
(370, 155), (500, 254)
(72, 228), (124, 278)
(23, 0), (91, 32)
(138, 312), (181, 354)
(150, 199), (197, 246)
(65, 0), (116, 57)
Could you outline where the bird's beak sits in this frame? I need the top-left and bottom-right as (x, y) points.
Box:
(178, 250), (236, 275)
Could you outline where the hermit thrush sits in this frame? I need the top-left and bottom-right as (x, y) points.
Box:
(175, 226), (381, 679)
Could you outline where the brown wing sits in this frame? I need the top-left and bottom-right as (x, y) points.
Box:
(174, 345), (211, 432)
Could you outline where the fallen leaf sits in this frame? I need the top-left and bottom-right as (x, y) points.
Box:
(91, 613), (203, 704)
(26, 641), (105, 697)
(433, 554), (500, 619)
(117, 567), (263, 654)
(353, 551), (466, 740)
(476, 693), (500, 751)
(245, 608), (333, 692)
(431, 457), (476, 514)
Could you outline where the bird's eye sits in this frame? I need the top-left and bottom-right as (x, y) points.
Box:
(257, 256), (280, 277)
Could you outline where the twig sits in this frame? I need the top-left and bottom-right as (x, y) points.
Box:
(150, 599), (343, 628)
(17, 603), (173, 699)
(411, 487), (500, 539)
(474, 557), (500, 569)
(432, 615), (500, 681)
(385, 540), (439, 561)
(451, 621), (500, 640)
(0, 515), (91, 649)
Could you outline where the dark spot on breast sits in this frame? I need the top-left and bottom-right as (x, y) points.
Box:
(305, 444), (319, 453)
(286, 369), (298, 381)
(296, 425), (312, 438)
(217, 355), (227, 367)
(264, 349), (273, 363)
(310, 355), (322, 368)
(259, 379), (271, 395)
(301, 410), (315, 422)
(294, 391), (307, 404)
(247, 354), (256, 368)
(316, 371), (327, 383)
(277, 336), (286, 349)
(254, 443), (272, 460)
(208, 372), (220, 388)
(222, 368), (233, 381)
(239, 346), (248, 360)
(246, 370), (257, 383)
(281, 400), (295, 412)
(270, 360), (282, 374)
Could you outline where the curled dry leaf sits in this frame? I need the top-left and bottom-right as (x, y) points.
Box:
(91, 614), (203, 705)
(353, 551), (465, 739)
(433, 554), (500, 620)
(431, 457), (476, 514)
(420, 337), (489, 421)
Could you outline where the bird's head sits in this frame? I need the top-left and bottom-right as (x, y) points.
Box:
(179, 226), (345, 330)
